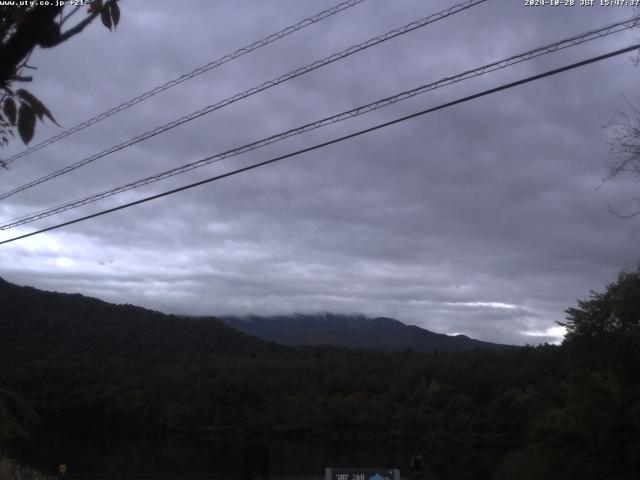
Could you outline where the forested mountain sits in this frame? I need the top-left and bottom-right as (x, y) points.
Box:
(0, 277), (503, 364)
(0, 277), (286, 364)
(221, 314), (509, 352)
(1, 270), (639, 477)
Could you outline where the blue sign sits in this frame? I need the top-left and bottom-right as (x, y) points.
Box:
(325, 468), (400, 480)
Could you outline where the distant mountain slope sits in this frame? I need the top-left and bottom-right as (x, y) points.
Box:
(221, 313), (509, 352)
(0, 277), (286, 364)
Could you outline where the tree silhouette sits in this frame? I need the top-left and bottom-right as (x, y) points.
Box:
(0, 1), (120, 162)
(560, 265), (640, 341)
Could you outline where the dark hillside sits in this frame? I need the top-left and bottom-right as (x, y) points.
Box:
(0, 277), (286, 363)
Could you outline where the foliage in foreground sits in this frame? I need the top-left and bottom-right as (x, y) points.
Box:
(0, 454), (44, 480)
(0, 1), (120, 152)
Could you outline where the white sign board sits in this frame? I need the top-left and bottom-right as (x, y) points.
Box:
(325, 468), (401, 480)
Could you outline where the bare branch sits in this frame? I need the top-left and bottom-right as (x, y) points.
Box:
(607, 202), (640, 219)
(604, 105), (640, 182)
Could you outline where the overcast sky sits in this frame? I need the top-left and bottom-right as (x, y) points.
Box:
(1, 0), (639, 345)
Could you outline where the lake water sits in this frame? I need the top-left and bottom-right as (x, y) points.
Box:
(1, 432), (528, 479)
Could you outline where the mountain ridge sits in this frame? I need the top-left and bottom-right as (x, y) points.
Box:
(221, 313), (510, 352)
(0, 277), (509, 362)
(0, 277), (287, 364)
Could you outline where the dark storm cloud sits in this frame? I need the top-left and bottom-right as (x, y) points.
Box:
(1, 0), (640, 344)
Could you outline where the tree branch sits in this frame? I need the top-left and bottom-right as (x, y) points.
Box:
(0, 1), (115, 84)
(53, 1), (116, 46)
(607, 202), (640, 219)
(0, 6), (63, 84)
(11, 75), (32, 82)
(59, 5), (82, 27)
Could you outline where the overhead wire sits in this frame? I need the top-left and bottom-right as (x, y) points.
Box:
(2, 14), (639, 230)
(0, 0), (489, 201)
(1, 0), (370, 166)
(2, 43), (638, 246)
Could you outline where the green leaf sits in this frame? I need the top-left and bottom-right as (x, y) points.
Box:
(17, 103), (35, 145)
(16, 89), (58, 125)
(101, 5), (112, 30)
(110, 1), (120, 28)
(3, 98), (16, 125)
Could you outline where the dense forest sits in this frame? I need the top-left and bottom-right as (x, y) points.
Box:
(1, 268), (639, 478)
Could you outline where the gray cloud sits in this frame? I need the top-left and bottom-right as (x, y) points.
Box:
(1, 0), (639, 345)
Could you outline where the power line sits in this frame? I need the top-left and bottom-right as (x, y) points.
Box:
(2, 43), (638, 246)
(1, 0), (369, 166)
(0, 0), (489, 201)
(2, 15), (638, 230)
